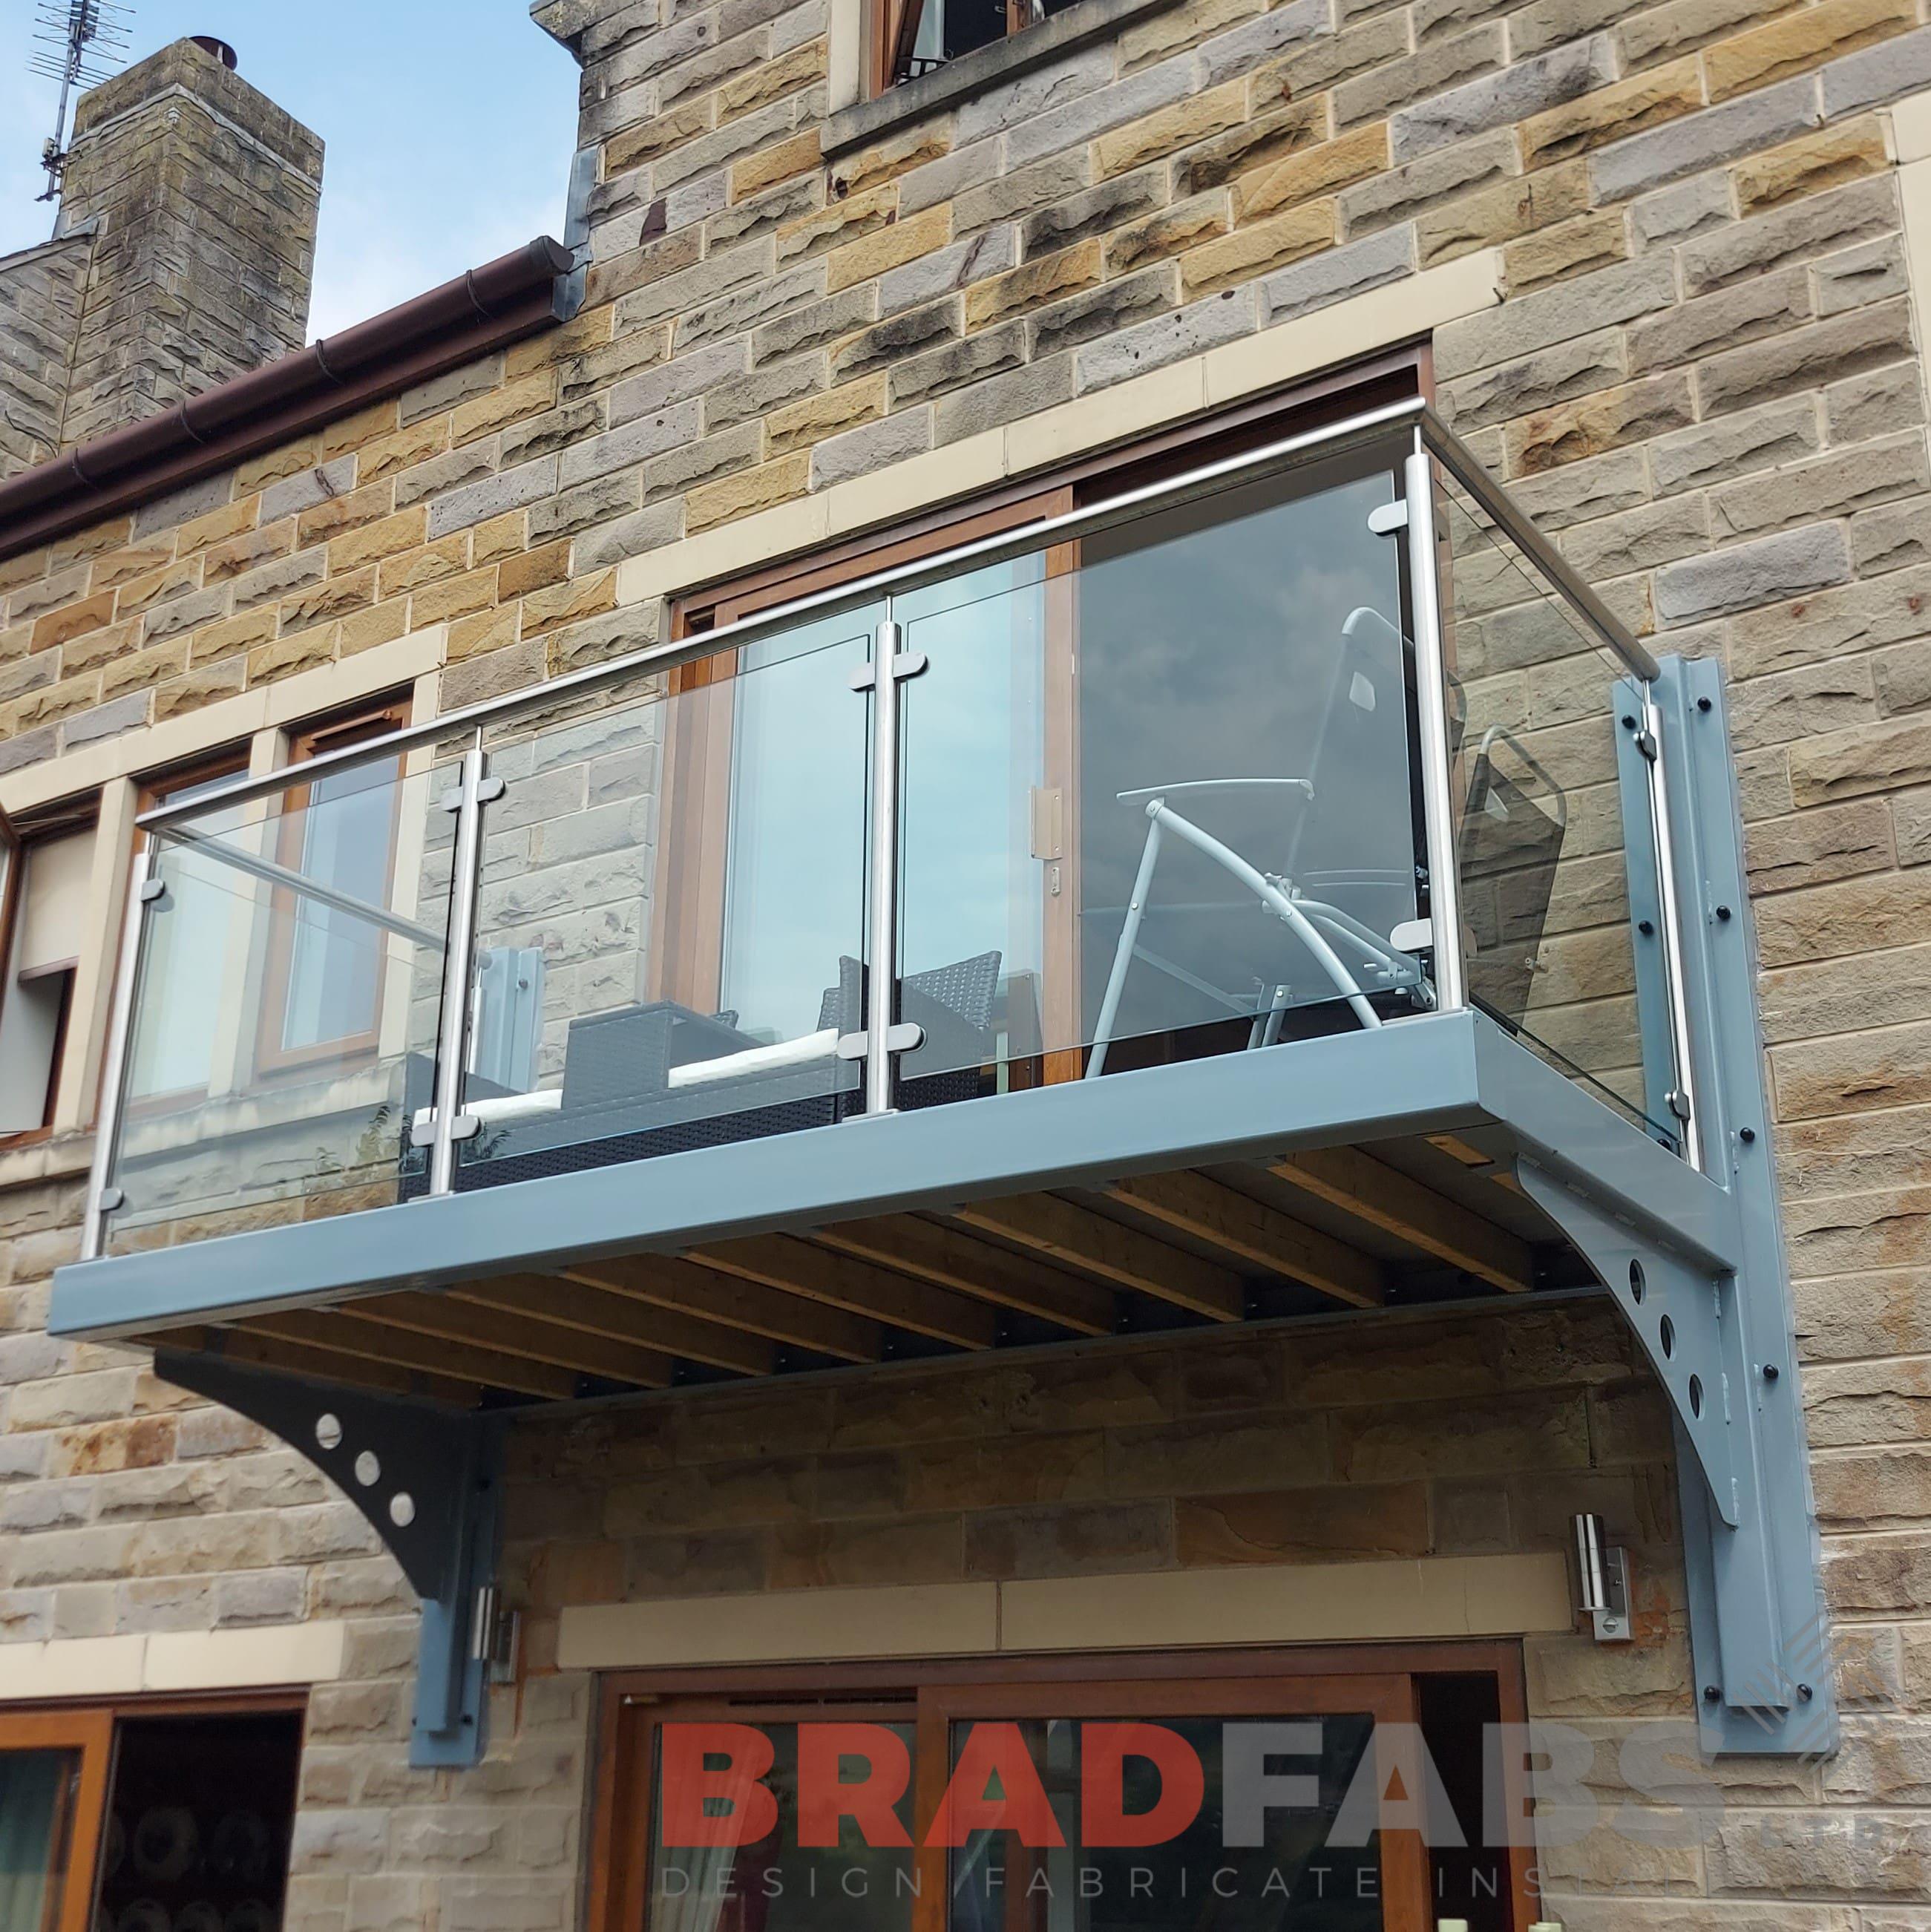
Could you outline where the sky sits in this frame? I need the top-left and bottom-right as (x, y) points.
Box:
(0, 0), (582, 339)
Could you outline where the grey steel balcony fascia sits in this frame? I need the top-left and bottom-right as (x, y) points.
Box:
(50, 1007), (1734, 1343)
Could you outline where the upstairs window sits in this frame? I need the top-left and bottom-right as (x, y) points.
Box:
(0, 806), (94, 1142)
(255, 704), (410, 1076)
(876, 0), (1084, 89)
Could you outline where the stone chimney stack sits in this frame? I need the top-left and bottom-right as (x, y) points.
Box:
(47, 36), (324, 450)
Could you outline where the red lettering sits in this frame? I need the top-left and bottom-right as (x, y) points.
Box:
(797, 1723), (914, 1848)
(1080, 1723), (1204, 1847)
(928, 1723), (1065, 1847)
(658, 1723), (778, 1847)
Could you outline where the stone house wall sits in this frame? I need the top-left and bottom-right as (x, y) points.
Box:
(0, 232), (94, 477)
(2, 0), (1931, 1925)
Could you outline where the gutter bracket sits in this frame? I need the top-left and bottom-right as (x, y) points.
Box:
(153, 1346), (505, 1769)
(1529, 653), (1835, 1759)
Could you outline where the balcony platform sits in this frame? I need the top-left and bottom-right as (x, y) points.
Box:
(51, 1010), (1725, 1407)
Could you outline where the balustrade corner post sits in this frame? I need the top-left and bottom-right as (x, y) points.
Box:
(1401, 442), (1467, 1015)
(428, 733), (489, 1196)
(1639, 689), (1704, 1173)
(81, 836), (158, 1262)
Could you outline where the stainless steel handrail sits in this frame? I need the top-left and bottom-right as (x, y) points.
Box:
(1419, 414), (1658, 681)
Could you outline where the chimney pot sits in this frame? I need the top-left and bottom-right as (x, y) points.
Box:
(189, 35), (240, 70)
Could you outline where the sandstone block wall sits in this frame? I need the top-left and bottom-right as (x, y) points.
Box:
(0, 232), (94, 477)
(1, 0), (1930, 1924)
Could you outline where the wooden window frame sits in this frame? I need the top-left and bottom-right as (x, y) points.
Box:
(871, 0), (1060, 97)
(252, 699), (412, 1082)
(0, 1690), (306, 1932)
(587, 1641), (1535, 1932)
(0, 1706), (114, 1932)
(661, 352), (1431, 1087)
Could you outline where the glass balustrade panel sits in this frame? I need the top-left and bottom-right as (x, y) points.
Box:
(104, 746), (455, 1253)
(892, 451), (1429, 1104)
(1435, 466), (1676, 1145)
(454, 606), (875, 1185)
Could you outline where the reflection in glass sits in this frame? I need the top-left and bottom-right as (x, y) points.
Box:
(0, 1749), (78, 1932)
(897, 461), (1423, 1093)
(720, 615), (874, 1047)
(105, 754), (450, 1251)
(948, 1716), (1382, 1932)
(1436, 472), (1670, 1142)
(279, 756), (404, 1055)
(129, 770), (251, 1103)
(456, 617), (871, 1185)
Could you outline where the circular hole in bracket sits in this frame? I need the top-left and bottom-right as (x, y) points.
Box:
(1688, 1375), (1703, 1418)
(353, 1450), (381, 1488)
(389, 1492), (416, 1528)
(1659, 1315), (1676, 1360)
(315, 1414), (343, 1452)
(1628, 1260), (1645, 1305)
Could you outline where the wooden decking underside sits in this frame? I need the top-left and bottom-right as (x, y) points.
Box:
(145, 1134), (1591, 1409)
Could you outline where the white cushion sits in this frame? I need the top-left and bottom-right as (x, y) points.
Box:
(668, 1028), (839, 1090)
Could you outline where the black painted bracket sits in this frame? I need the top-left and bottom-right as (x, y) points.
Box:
(155, 1346), (505, 1768)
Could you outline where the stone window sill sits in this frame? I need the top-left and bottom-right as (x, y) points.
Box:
(824, 0), (1182, 160)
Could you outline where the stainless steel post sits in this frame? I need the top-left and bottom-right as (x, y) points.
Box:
(79, 839), (157, 1262)
(430, 736), (488, 1194)
(1402, 444), (1467, 1014)
(1642, 694), (1704, 1170)
(863, 618), (905, 1116)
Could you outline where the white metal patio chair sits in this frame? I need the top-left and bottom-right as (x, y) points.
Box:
(1086, 605), (1423, 1075)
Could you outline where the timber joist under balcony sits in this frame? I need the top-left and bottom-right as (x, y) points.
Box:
(139, 1127), (1583, 1412)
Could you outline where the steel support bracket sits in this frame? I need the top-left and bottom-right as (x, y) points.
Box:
(154, 1346), (506, 1769)
(1537, 652), (1835, 1758)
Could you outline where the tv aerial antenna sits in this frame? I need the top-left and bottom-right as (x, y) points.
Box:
(30, 0), (136, 207)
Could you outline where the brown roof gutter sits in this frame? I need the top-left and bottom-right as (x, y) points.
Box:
(0, 235), (578, 565)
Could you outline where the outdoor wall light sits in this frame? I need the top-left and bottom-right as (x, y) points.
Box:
(1573, 1512), (1633, 1644)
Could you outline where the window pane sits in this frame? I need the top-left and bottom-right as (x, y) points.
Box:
(647, 1721), (917, 1932)
(0, 1748), (79, 1932)
(94, 1712), (301, 1932)
(947, 1716), (1383, 1932)
(130, 770), (249, 1103)
(281, 756), (404, 1053)
(0, 831), (91, 1138)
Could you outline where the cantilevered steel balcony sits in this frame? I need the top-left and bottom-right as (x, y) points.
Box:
(49, 398), (1829, 1761)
